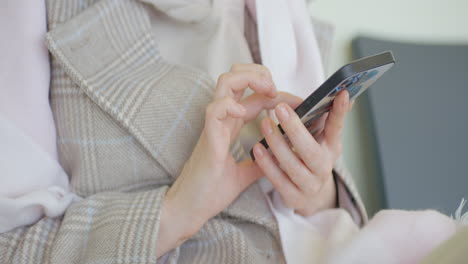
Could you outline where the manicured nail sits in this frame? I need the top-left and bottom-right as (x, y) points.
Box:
(253, 144), (264, 159)
(342, 92), (349, 109)
(276, 104), (289, 121)
(262, 118), (273, 135)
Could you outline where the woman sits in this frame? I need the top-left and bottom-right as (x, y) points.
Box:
(4, 0), (468, 263)
(0, 0), (364, 263)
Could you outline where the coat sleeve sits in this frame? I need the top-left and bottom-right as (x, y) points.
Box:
(0, 186), (169, 264)
(333, 157), (369, 225)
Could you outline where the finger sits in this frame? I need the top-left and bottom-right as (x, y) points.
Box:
(274, 103), (328, 179)
(240, 92), (302, 123)
(307, 113), (328, 137)
(323, 90), (349, 155)
(230, 63), (272, 79)
(261, 117), (320, 192)
(205, 97), (246, 123)
(253, 143), (304, 209)
(215, 71), (276, 100)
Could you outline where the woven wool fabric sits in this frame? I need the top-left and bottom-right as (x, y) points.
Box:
(0, 0), (366, 263)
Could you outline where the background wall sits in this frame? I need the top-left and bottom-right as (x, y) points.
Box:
(307, 0), (468, 215)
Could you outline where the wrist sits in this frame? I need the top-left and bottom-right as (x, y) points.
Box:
(156, 188), (201, 258)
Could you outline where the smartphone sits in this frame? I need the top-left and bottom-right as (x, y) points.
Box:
(250, 51), (396, 160)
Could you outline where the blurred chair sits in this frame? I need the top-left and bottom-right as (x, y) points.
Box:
(353, 37), (468, 214)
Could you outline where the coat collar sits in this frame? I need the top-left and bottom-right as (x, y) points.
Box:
(45, 0), (214, 177)
(46, 0), (279, 236)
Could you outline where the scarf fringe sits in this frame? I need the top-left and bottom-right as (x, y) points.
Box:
(452, 198), (468, 226)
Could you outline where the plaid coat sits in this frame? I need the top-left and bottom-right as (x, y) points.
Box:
(0, 0), (367, 263)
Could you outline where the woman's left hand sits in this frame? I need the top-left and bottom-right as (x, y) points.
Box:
(252, 90), (353, 216)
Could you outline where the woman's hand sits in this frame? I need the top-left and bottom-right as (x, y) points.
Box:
(157, 64), (302, 257)
(253, 91), (353, 216)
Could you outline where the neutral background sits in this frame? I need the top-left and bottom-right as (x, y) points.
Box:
(307, 0), (468, 215)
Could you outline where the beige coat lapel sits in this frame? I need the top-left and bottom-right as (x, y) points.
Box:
(46, 0), (214, 177)
(46, 0), (280, 239)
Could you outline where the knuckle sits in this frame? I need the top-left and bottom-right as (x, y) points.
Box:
(258, 64), (272, 76)
(302, 146), (320, 164)
(314, 164), (329, 178)
(217, 72), (231, 86)
(258, 69), (269, 80)
(302, 150), (318, 165)
(222, 96), (236, 106)
(305, 182), (321, 195)
(230, 63), (242, 72)
(261, 74), (273, 87)
(316, 163), (332, 179)
(330, 118), (344, 132)
(289, 164), (305, 182)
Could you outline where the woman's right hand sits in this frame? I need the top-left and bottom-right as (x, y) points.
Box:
(156, 64), (302, 257)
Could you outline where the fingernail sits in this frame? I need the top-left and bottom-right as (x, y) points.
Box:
(341, 93), (349, 109)
(253, 144), (264, 159)
(262, 118), (273, 135)
(276, 104), (289, 121)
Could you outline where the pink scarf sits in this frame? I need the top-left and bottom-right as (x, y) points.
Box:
(0, 0), (76, 233)
(246, 0), (325, 98)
